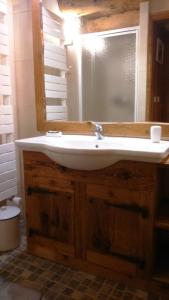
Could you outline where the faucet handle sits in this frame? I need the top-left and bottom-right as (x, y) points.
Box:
(95, 123), (103, 132)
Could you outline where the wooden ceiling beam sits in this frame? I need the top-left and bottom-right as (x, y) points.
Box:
(58, 0), (144, 16)
(82, 10), (139, 33)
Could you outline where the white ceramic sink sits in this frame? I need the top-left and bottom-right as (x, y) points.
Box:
(15, 135), (169, 170)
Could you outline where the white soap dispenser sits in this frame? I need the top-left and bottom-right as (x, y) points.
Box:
(150, 125), (161, 143)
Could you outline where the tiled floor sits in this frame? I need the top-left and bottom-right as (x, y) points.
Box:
(0, 218), (160, 300)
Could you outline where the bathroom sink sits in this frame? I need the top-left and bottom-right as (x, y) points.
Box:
(15, 135), (169, 170)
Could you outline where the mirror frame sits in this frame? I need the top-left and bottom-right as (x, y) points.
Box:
(32, 0), (169, 138)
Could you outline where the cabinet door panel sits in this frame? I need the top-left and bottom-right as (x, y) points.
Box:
(86, 184), (145, 274)
(26, 190), (75, 250)
(87, 197), (143, 257)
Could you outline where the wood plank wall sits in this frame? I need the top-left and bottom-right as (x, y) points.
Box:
(0, 0), (17, 201)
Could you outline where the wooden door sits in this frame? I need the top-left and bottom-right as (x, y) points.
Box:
(150, 18), (169, 122)
(25, 180), (75, 259)
(86, 183), (148, 276)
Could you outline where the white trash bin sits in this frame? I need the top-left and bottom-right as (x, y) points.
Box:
(0, 206), (20, 251)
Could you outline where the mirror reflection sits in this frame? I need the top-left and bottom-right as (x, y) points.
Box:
(40, 1), (145, 124)
(80, 30), (136, 122)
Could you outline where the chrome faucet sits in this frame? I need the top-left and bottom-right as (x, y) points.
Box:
(95, 123), (103, 140)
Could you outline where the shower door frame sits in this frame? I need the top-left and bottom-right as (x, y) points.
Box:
(80, 26), (140, 122)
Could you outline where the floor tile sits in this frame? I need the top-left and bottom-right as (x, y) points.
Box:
(0, 218), (161, 300)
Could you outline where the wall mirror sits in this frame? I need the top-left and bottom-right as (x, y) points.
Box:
(32, 0), (149, 133)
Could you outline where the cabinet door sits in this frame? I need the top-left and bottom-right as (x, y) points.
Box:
(26, 185), (75, 258)
(86, 184), (148, 276)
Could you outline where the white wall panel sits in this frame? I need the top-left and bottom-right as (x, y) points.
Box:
(0, 64), (9, 75)
(0, 105), (12, 114)
(45, 90), (67, 99)
(44, 40), (66, 56)
(42, 3), (67, 122)
(0, 2), (7, 14)
(0, 33), (8, 45)
(0, 74), (10, 85)
(0, 0), (17, 201)
(0, 187), (17, 201)
(0, 44), (9, 55)
(0, 169), (16, 184)
(45, 82), (67, 92)
(43, 23), (62, 39)
(0, 23), (8, 35)
(0, 114), (13, 124)
(0, 178), (17, 193)
(0, 152), (15, 164)
(42, 7), (63, 24)
(43, 15), (61, 31)
(0, 161), (16, 174)
(47, 112), (66, 120)
(45, 74), (66, 84)
(0, 124), (14, 134)
(46, 105), (66, 113)
(0, 85), (11, 95)
(44, 57), (66, 70)
(44, 49), (66, 63)
(0, 143), (14, 154)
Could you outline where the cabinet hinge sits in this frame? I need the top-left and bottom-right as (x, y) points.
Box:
(92, 235), (145, 269)
(89, 197), (149, 219)
(28, 228), (37, 237)
(104, 201), (149, 219)
(27, 186), (56, 196)
(110, 251), (145, 269)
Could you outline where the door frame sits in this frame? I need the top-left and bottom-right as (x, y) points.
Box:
(148, 11), (169, 121)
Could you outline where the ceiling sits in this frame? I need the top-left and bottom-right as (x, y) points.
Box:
(58, 0), (144, 19)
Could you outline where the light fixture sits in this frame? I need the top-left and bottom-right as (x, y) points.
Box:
(82, 35), (105, 54)
(63, 13), (80, 46)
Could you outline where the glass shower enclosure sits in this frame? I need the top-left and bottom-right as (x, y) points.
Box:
(81, 27), (138, 122)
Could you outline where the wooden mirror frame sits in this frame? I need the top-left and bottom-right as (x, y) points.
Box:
(32, 0), (169, 138)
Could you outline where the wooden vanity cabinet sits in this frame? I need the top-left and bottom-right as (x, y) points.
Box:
(23, 151), (157, 285)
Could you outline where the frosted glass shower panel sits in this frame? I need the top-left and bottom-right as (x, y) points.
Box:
(82, 33), (136, 121)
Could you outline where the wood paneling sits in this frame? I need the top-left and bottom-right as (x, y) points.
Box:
(58, 0), (144, 33)
(58, 0), (143, 17)
(82, 10), (139, 33)
(23, 151), (156, 191)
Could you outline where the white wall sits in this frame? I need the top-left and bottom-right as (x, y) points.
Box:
(12, 0), (39, 138)
(43, 0), (62, 15)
